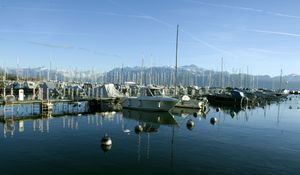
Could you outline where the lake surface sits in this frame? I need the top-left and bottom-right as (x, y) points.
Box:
(1, 96), (300, 175)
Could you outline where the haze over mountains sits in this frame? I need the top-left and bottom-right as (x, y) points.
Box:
(1, 64), (300, 90)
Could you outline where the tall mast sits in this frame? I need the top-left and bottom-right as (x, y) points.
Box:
(174, 24), (179, 96)
(221, 57), (223, 88)
(140, 57), (144, 85)
(279, 69), (283, 90)
(17, 58), (19, 81)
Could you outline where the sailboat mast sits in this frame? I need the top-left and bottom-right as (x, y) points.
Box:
(279, 69), (283, 90)
(140, 57), (144, 85)
(221, 57), (223, 88)
(174, 24), (179, 96)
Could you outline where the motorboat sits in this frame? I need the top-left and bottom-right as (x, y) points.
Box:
(207, 90), (248, 106)
(122, 85), (178, 111)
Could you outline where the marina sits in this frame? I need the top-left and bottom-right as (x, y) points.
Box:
(1, 0), (300, 174)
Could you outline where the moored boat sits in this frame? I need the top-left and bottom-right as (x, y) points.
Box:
(122, 85), (178, 111)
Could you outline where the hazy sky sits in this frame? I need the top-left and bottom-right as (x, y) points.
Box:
(0, 0), (300, 76)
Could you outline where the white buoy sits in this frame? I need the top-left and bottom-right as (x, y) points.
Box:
(134, 125), (143, 134)
(101, 134), (112, 146)
(186, 119), (195, 130)
(216, 107), (220, 112)
(210, 117), (218, 125)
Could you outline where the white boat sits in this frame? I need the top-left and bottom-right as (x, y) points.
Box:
(122, 86), (178, 111)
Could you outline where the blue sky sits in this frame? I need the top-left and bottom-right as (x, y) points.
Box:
(0, 0), (300, 76)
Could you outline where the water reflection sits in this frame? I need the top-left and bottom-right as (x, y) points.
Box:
(122, 109), (179, 163)
(122, 109), (178, 129)
(0, 101), (89, 119)
(0, 96), (297, 138)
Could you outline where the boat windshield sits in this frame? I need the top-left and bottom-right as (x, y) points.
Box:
(146, 88), (162, 96)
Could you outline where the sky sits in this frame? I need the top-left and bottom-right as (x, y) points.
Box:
(0, 0), (300, 76)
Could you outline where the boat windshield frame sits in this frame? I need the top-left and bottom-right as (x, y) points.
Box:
(141, 87), (163, 97)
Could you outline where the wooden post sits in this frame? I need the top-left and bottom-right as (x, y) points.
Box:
(47, 88), (49, 100)
(76, 88), (79, 99)
(96, 87), (99, 99)
(92, 87), (94, 98)
(71, 88), (74, 100)
(32, 87), (35, 100)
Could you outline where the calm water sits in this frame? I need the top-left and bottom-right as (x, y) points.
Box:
(1, 96), (300, 175)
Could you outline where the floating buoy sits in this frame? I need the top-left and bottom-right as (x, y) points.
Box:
(193, 112), (198, 118)
(289, 106), (292, 109)
(134, 125), (143, 134)
(230, 111), (236, 118)
(216, 107), (220, 112)
(101, 134), (112, 146)
(186, 119), (195, 130)
(210, 117), (218, 125)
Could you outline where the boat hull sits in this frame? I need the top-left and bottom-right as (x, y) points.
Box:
(207, 94), (244, 106)
(122, 96), (178, 111)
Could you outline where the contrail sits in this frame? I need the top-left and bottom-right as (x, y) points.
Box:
(189, 1), (300, 19)
(3, 6), (175, 28)
(29, 41), (74, 49)
(29, 41), (121, 58)
(247, 48), (296, 55)
(0, 29), (104, 37)
(180, 29), (237, 58)
(139, 14), (236, 57)
(247, 29), (300, 37)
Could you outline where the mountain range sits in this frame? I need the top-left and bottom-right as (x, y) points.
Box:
(1, 65), (299, 90)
